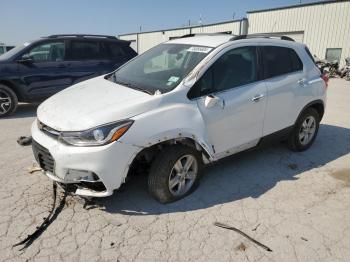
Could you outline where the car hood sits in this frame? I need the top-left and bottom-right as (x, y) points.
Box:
(37, 76), (161, 131)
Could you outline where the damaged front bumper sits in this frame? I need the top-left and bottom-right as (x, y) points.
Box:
(31, 119), (140, 197)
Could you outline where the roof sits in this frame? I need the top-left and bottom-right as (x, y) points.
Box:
(166, 35), (234, 48)
(247, 0), (350, 14)
(41, 34), (130, 43)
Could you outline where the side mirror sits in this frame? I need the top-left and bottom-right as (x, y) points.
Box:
(204, 94), (224, 109)
(18, 54), (33, 63)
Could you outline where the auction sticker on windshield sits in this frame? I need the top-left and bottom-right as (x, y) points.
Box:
(187, 46), (212, 53)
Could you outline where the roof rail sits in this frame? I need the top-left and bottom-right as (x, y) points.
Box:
(230, 34), (295, 42)
(47, 34), (117, 39)
(180, 32), (232, 38)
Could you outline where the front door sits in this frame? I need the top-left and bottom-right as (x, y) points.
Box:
(192, 46), (267, 157)
(18, 40), (70, 100)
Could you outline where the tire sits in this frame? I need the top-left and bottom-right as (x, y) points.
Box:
(148, 145), (203, 203)
(0, 84), (18, 117)
(288, 108), (320, 152)
(346, 71), (350, 81)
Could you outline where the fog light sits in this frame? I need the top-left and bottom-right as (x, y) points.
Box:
(65, 169), (98, 182)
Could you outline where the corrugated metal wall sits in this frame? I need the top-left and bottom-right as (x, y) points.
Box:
(248, 1), (350, 66)
(120, 21), (241, 53)
(191, 21), (240, 34)
(119, 1), (350, 66)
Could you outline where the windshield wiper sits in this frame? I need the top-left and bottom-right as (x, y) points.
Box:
(114, 78), (153, 95)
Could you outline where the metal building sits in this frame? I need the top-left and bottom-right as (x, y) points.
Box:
(119, 0), (350, 65)
(119, 20), (244, 53)
(248, 0), (350, 66)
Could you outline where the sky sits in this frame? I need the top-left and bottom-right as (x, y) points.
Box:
(1, 0), (322, 45)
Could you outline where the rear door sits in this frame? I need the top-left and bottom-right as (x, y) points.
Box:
(260, 45), (304, 136)
(66, 39), (112, 84)
(17, 40), (71, 100)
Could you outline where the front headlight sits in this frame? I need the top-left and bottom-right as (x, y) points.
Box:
(60, 120), (134, 146)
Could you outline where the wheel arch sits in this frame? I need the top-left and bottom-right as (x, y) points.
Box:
(296, 100), (325, 123)
(125, 136), (213, 179)
(0, 80), (23, 101)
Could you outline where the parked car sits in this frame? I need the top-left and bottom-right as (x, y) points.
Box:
(0, 34), (137, 117)
(31, 34), (327, 203)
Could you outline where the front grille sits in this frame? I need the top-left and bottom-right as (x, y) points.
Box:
(32, 140), (55, 173)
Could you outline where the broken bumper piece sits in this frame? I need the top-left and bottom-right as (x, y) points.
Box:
(31, 119), (139, 197)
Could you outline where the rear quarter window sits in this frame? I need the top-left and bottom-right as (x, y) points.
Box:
(305, 46), (316, 65)
(106, 42), (137, 61)
(262, 46), (303, 79)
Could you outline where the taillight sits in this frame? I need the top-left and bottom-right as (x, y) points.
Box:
(321, 74), (329, 88)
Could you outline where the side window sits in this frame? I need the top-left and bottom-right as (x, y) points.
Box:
(27, 41), (65, 62)
(262, 46), (303, 78)
(107, 42), (126, 60)
(290, 49), (303, 71)
(68, 41), (103, 60)
(188, 46), (258, 98)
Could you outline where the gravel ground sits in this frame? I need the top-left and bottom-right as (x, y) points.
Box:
(0, 79), (350, 262)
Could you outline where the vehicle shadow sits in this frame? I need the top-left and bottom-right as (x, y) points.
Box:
(96, 124), (350, 215)
(3, 103), (38, 119)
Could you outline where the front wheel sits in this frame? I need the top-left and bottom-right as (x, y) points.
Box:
(288, 108), (320, 152)
(0, 84), (18, 117)
(148, 145), (203, 203)
(346, 71), (350, 81)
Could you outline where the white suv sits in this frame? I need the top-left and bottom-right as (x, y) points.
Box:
(31, 34), (327, 203)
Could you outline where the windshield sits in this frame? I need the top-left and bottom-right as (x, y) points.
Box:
(110, 44), (212, 94)
(0, 42), (29, 61)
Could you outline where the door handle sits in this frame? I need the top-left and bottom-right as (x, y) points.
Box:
(251, 94), (264, 102)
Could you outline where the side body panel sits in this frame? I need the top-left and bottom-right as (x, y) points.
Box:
(262, 44), (326, 136)
(196, 81), (267, 157)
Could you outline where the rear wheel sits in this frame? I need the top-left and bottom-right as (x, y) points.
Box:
(0, 84), (18, 117)
(288, 108), (320, 151)
(148, 145), (203, 203)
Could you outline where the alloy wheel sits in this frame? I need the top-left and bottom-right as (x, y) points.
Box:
(168, 154), (198, 196)
(0, 90), (11, 115)
(299, 116), (316, 145)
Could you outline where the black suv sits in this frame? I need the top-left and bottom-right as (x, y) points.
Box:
(0, 34), (137, 116)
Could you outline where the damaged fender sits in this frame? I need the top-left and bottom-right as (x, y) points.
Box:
(119, 94), (215, 162)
